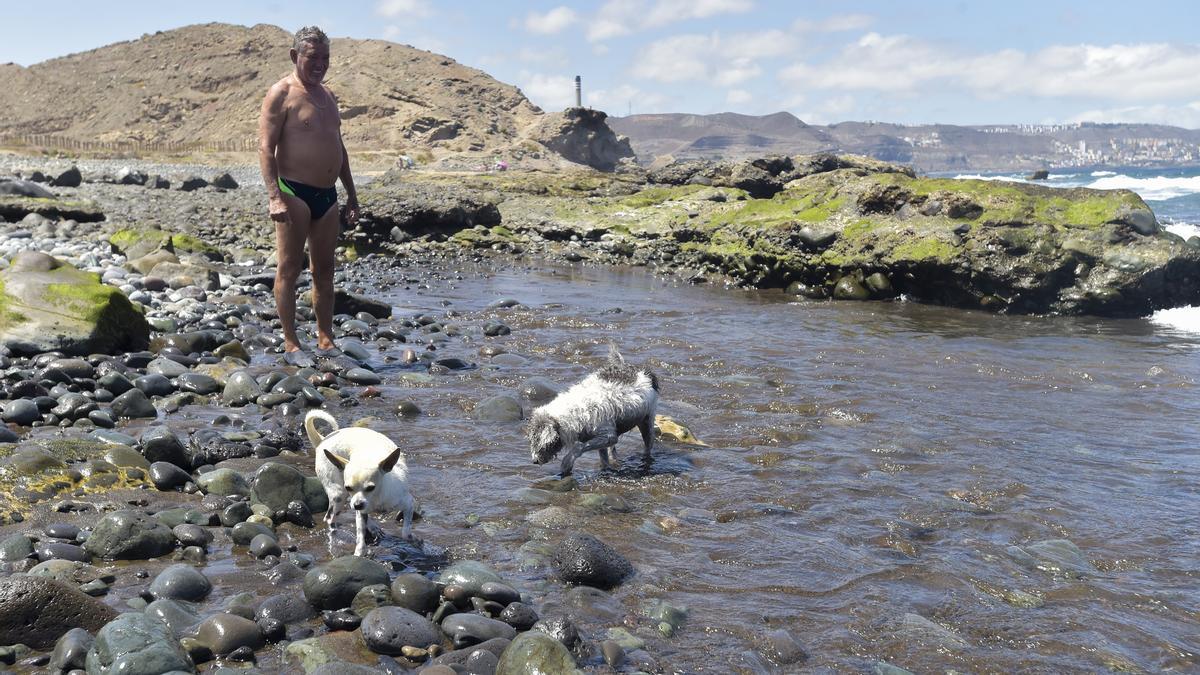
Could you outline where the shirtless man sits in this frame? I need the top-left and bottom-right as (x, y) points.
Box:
(258, 25), (358, 363)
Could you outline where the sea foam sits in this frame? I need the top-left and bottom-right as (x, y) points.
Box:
(1085, 174), (1200, 200)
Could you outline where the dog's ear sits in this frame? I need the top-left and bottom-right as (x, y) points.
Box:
(378, 447), (403, 473)
(323, 448), (348, 471)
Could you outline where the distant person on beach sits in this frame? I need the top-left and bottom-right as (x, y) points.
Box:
(258, 25), (359, 364)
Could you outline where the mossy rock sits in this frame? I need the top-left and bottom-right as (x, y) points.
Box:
(109, 228), (223, 259)
(0, 196), (104, 222)
(0, 252), (149, 356)
(0, 435), (151, 519)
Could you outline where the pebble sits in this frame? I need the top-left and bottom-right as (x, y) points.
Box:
(149, 563), (212, 602)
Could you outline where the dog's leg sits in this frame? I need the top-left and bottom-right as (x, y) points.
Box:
(638, 416), (655, 458)
(401, 494), (414, 541)
(325, 494), (342, 530)
(354, 510), (369, 557)
(561, 430), (618, 476)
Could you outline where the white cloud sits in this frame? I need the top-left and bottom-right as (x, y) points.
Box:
(519, 72), (579, 111)
(524, 6), (578, 34)
(781, 33), (1200, 104)
(1069, 102), (1200, 128)
(588, 0), (753, 42)
(632, 30), (794, 85)
(586, 83), (669, 114)
(382, 25), (444, 53)
(796, 95), (857, 124)
(726, 88), (753, 105)
(376, 0), (432, 18)
(792, 13), (873, 33)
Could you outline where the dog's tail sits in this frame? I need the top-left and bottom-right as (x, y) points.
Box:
(607, 342), (624, 365)
(304, 409), (339, 448)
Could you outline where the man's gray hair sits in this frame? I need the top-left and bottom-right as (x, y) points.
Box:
(293, 26), (329, 52)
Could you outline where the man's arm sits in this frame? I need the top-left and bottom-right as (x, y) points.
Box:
(339, 139), (359, 224)
(258, 82), (289, 222)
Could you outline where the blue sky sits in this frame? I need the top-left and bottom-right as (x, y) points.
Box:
(4, 1), (1200, 127)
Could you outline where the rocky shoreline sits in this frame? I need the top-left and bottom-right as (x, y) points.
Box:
(0, 150), (1191, 673)
(0, 156), (719, 674)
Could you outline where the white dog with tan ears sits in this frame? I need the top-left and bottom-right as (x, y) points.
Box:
(305, 410), (414, 556)
(527, 346), (660, 476)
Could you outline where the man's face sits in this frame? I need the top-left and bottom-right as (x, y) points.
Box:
(291, 41), (330, 85)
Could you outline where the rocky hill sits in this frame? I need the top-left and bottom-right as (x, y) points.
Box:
(0, 23), (629, 167)
(611, 112), (1200, 172)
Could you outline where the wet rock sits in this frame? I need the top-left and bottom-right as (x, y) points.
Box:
(833, 275), (871, 301)
(284, 499), (315, 528)
(37, 542), (90, 562)
(441, 613), (517, 648)
(518, 379), (558, 405)
(303, 555), (390, 610)
(600, 640), (625, 667)
(495, 630), (578, 675)
(231, 521), (275, 546)
(250, 461), (325, 515)
(284, 631), (372, 673)
(220, 501), (252, 527)
(249, 533), (282, 558)
(49, 627), (93, 673)
(150, 462), (192, 491)
(474, 395), (523, 422)
(499, 602), (539, 631)
(436, 560), (505, 596)
(761, 628), (807, 665)
(552, 533), (634, 589)
(110, 388), (158, 419)
(323, 608), (362, 631)
(196, 468), (249, 498)
(0, 575), (118, 649)
(0, 251), (149, 356)
(484, 322), (511, 336)
(343, 367), (381, 385)
(150, 563), (212, 602)
(257, 592), (317, 625)
(83, 510), (175, 560)
(0, 533), (34, 561)
(530, 616), (581, 652)
(85, 612), (194, 674)
(395, 400), (422, 417)
(175, 372), (220, 395)
(192, 613), (264, 656)
(1, 398), (41, 425)
(360, 606), (441, 656)
(390, 573), (439, 614)
(145, 598), (202, 638)
(351, 584), (394, 617)
(140, 426), (190, 469)
(222, 370), (263, 406)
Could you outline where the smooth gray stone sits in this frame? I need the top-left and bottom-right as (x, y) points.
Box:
(193, 613), (264, 656)
(440, 612), (517, 648)
(474, 395), (523, 422)
(49, 627), (93, 673)
(110, 388), (158, 419)
(82, 510), (174, 560)
(84, 612), (193, 674)
(360, 606), (440, 655)
(145, 598), (202, 638)
(149, 563), (212, 602)
(150, 462), (192, 490)
(302, 556), (389, 611)
(390, 573), (439, 615)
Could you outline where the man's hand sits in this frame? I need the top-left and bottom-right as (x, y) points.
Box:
(342, 199), (361, 226)
(268, 195), (290, 223)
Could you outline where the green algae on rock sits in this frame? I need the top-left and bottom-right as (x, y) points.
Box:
(0, 251), (150, 355)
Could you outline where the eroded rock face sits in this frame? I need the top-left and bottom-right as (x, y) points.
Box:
(529, 108), (635, 172)
(0, 251), (150, 356)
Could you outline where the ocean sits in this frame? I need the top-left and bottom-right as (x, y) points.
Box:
(950, 166), (1200, 330)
